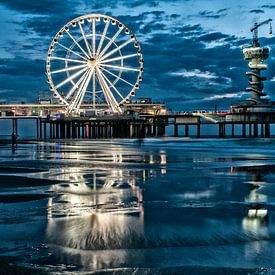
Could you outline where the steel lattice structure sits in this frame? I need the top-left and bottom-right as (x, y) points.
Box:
(46, 14), (144, 114)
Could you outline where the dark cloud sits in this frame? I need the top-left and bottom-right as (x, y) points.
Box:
(0, 0), (72, 14)
(141, 22), (166, 33)
(198, 32), (229, 42)
(250, 9), (265, 14)
(261, 5), (275, 9)
(217, 8), (227, 13)
(199, 9), (227, 19)
(170, 14), (181, 19)
(124, 0), (159, 8)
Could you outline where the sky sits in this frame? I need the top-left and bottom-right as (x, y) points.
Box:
(0, 0), (274, 111)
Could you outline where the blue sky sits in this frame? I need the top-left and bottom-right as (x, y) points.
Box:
(0, 0), (274, 110)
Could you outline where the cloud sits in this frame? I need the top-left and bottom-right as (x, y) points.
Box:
(125, 0), (159, 8)
(172, 69), (220, 79)
(199, 32), (229, 42)
(171, 69), (232, 88)
(249, 9), (265, 14)
(199, 9), (227, 19)
(0, 0), (71, 14)
(202, 92), (247, 101)
(261, 5), (275, 9)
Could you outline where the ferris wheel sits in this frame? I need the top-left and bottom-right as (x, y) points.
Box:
(46, 14), (144, 114)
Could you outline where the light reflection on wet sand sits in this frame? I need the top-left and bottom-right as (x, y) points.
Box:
(0, 139), (275, 272)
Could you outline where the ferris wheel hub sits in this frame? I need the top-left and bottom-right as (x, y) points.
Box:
(87, 58), (97, 68)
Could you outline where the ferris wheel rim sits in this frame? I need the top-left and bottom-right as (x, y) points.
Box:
(46, 14), (144, 114)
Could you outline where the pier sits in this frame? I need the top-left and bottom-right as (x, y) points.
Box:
(0, 102), (274, 139)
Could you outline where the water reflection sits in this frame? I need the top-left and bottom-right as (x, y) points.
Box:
(2, 140), (275, 271)
(45, 142), (166, 260)
(233, 165), (271, 263)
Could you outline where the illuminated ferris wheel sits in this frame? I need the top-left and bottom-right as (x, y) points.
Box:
(46, 14), (144, 114)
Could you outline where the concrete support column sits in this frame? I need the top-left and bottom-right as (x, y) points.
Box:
(185, 125), (189, 137)
(39, 119), (42, 139)
(150, 125), (154, 137)
(249, 123), (252, 138)
(197, 124), (201, 138)
(253, 123), (258, 138)
(174, 124), (178, 137)
(50, 122), (53, 139)
(97, 123), (100, 138)
(36, 118), (39, 139)
(56, 122), (59, 139)
(66, 122), (71, 139)
(52, 123), (55, 139)
(152, 125), (157, 137)
(81, 123), (84, 138)
(60, 122), (65, 139)
(219, 123), (225, 138)
(77, 122), (81, 138)
(12, 118), (18, 136)
(89, 122), (92, 138)
(104, 124), (108, 138)
(43, 122), (47, 139)
(92, 123), (96, 138)
(261, 124), (264, 138)
(265, 123), (270, 138)
(130, 123), (134, 138)
(242, 123), (246, 138)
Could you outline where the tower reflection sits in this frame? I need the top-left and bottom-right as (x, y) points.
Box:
(45, 144), (167, 268)
(233, 166), (270, 261)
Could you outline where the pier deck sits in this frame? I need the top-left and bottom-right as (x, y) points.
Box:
(0, 103), (274, 139)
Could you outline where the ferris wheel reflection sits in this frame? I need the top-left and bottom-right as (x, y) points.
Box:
(45, 148), (167, 268)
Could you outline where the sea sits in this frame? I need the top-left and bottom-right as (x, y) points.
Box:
(0, 137), (275, 274)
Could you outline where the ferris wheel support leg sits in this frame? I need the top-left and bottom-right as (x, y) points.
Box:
(95, 67), (122, 114)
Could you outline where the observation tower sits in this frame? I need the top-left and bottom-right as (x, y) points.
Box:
(243, 19), (272, 104)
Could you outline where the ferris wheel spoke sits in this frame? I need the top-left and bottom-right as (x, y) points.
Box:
(96, 20), (110, 56)
(57, 42), (87, 61)
(51, 64), (87, 74)
(65, 69), (89, 100)
(95, 69), (112, 109)
(99, 38), (135, 61)
(98, 28), (123, 59)
(101, 67), (135, 87)
(50, 56), (87, 64)
(56, 67), (88, 89)
(95, 67), (121, 113)
(92, 18), (96, 57)
(67, 69), (92, 113)
(65, 30), (90, 59)
(75, 69), (94, 110)
(100, 64), (140, 72)
(100, 53), (139, 64)
(78, 22), (92, 58)
(93, 71), (96, 108)
(100, 69), (124, 99)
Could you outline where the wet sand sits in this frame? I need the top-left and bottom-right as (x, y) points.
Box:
(0, 138), (275, 274)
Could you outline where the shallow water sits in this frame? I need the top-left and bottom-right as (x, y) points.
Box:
(0, 138), (275, 273)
